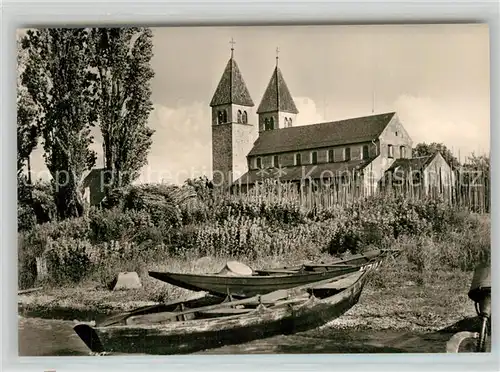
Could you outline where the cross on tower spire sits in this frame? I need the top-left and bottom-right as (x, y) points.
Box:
(276, 46), (280, 66)
(229, 37), (236, 58)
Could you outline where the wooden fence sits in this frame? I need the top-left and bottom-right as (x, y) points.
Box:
(224, 168), (490, 213)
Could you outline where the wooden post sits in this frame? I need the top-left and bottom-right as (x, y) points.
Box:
(35, 256), (48, 282)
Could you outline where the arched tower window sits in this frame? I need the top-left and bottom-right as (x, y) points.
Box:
(288, 118), (293, 127)
(284, 118), (289, 127)
(264, 118), (269, 131)
(242, 111), (248, 124)
(217, 111), (224, 124)
(222, 110), (228, 123)
(269, 117), (274, 130)
(237, 110), (242, 123)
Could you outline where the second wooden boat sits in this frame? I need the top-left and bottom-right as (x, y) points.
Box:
(148, 249), (386, 298)
(74, 262), (378, 355)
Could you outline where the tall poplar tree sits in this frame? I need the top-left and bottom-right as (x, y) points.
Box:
(21, 28), (97, 219)
(88, 27), (155, 191)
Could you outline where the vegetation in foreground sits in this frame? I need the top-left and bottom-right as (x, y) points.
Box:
(17, 181), (490, 331)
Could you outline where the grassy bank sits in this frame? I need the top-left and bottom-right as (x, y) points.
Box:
(18, 185), (490, 331)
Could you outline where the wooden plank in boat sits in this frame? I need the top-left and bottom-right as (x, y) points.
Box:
(310, 272), (363, 290)
(303, 263), (360, 269)
(198, 308), (253, 316)
(254, 269), (299, 275)
(126, 312), (196, 325)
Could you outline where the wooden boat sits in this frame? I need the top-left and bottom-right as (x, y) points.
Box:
(148, 249), (386, 298)
(74, 263), (378, 355)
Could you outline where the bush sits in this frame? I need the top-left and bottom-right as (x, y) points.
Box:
(18, 234), (37, 290)
(43, 237), (94, 284)
(18, 204), (37, 232)
(212, 198), (306, 225)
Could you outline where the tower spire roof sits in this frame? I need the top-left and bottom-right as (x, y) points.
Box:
(257, 59), (298, 115)
(230, 37), (236, 59)
(210, 39), (254, 107)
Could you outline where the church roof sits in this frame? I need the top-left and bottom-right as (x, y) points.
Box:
(386, 155), (434, 173)
(210, 57), (254, 107)
(248, 112), (396, 157)
(257, 66), (299, 114)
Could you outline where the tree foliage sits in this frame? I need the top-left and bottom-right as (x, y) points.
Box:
(412, 142), (460, 169)
(463, 153), (490, 173)
(21, 29), (97, 219)
(88, 28), (155, 191)
(17, 38), (39, 177)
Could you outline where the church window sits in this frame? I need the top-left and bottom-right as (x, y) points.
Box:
(345, 147), (351, 161)
(388, 144), (394, 158)
(264, 118), (270, 131)
(311, 151), (318, 165)
(217, 111), (224, 124)
(273, 155), (279, 168)
(237, 110), (242, 123)
(295, 153), (302, 166)
(288, 118), (293, 127)
(269, 117), (274, 130)
(256, 157), (262, 169)
(362, 145), (369, 160)
(222, 110), (228, 123)
(327, 149), (334, 163)
(242, 111), (248, 124)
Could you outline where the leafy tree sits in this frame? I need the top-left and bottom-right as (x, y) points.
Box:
(17, 38), (39, 182)
(21, 29), (97, 219)
(412, 142), (460, 169)
(460, 153), (490, 187)
(88, 28), (155, 192)
(463, 153), (490, 173)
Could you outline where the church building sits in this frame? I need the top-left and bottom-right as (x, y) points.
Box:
(209, 44), (420, 195)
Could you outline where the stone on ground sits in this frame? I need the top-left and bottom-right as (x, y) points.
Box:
(112, 272), (142, 290)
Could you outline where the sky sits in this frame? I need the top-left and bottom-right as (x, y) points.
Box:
(27, 24), (490, 185)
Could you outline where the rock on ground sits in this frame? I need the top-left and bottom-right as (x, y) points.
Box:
(112, 272), (142, 291)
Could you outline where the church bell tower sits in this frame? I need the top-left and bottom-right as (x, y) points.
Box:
(210, 39), (257, 189)
(257, 48), (299, 132)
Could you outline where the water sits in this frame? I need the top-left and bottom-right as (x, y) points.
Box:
(18, 316), (455, 356)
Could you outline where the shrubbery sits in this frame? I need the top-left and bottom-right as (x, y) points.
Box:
(17, 182), (491, 289)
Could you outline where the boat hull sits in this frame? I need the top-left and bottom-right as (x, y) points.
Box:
(149, 265), (363, 298)
(74, 269), (371, 355)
